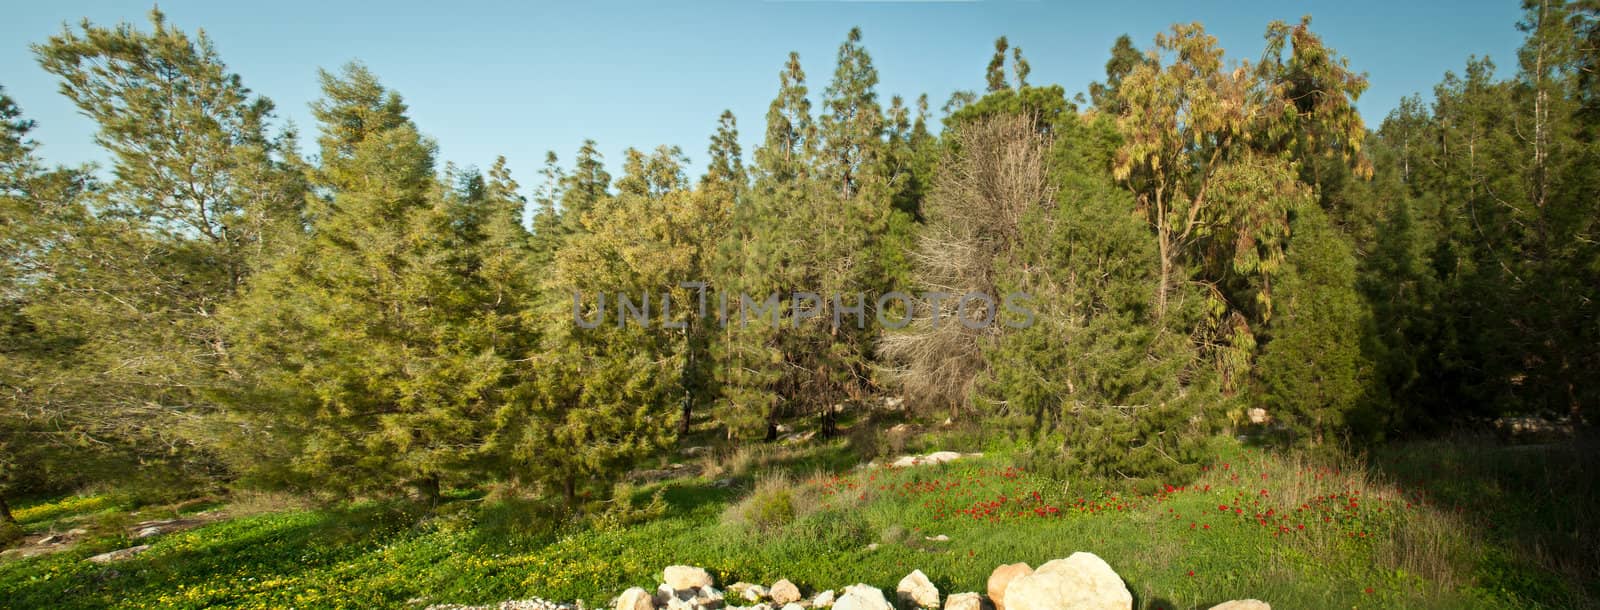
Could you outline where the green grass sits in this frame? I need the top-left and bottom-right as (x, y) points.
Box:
(0, 437), (1591, 610)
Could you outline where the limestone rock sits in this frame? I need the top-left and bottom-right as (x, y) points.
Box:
(85, 544), (150, 564)
(812, 590), (836, 608)
(697, 586), (725, 606)
(616, 587), (655, 610)
(1209, 602), (1270, 610)
(987, 563), (1032, 610)
(664, 565), (714, 591)
(654, 584), (678, 606)
(834, 584), (891, 610)
(769, 580), (802, 605)
(1003, 553), (1131, 610)
(744, 585), (769, 603)
(896, 570), (940, 608)
(944, 593), (981, 610)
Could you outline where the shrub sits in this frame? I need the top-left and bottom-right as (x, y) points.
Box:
(0, 521), (22, 547)
(722, 473), (817, 534)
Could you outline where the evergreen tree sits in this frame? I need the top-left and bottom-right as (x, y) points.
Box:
(0, 89), (96, 521)
(1088, 35), (1150, 115)
(702, 110), (748, 197)
(225, 64), (500, 499)
(985, 111), (1216, 486)
(496, 146), (711, 509)
(1255, 205), (1377, 443)
(715, 51), (816, 439)
(27, 10), (305, 495)
(529, 151), (566, 267)
(560, 140), (611, 234)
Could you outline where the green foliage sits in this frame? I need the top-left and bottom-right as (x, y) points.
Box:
(7, 10), (301, 507)
(1255, 205), (1378, 441)
(223, 64), (516, 499)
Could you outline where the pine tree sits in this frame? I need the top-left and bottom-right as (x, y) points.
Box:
(496, 146), (709, 510)
(0, 89), (96, 522)
(529, 151), (566, 267)
(225, 64), (500, 499)
(560, 140), (611, 234)
(702, 110), (748, 197)
(27, 10), (306, 494)
(1088, 35), (1150, 114)
(1255, 205), (1376, 443)
(983, 111), (1216, 486)
(715, 51), (815, 439)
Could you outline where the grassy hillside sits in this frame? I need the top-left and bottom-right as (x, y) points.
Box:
(1, 431), (1593, 610)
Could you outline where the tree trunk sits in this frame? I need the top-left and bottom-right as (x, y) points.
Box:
(1156, 230), (1173, 319)
(0, 492), (14, 524)
(562, 475), (578, 513)
(417, 474), (441, 505)
(679, 395), (693, 436)
(679, 323), (695, 437)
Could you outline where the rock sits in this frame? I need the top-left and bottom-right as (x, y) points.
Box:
(924, 534), (950, 542)
(1003, 553), (1131, 610)
(743, 585), (768, 602)
(712, 478), (736, 488)
(697, 586), (726, 606)
(38, 534), (64, 545)
(1209, 602), (1269, 610)
(833, 584), (890, 610)
(769, 580), (802, 605)
(780, 431), (817, 445)
(987, 563), (1032, 610)
(888, 451), (977, 468)
(890, 455), (921, 468)
(85, 545), (150, 564)
(617, 587), (655, 610)
(922, 451), (963, 464)
(865, 543), (880, 551)
(664, 565), (714, 591)
(944, 593), (981, 610)
(666, 598), (695, 610)
(654, 584), (676, 605)
(885, 397), (906, 410)
(775, 424), (793, 434)
(1247, 408), (1270, 425)
(812, 590), (835, 608)
(781, 604), (805, 610)
(896, 570), (940, 608)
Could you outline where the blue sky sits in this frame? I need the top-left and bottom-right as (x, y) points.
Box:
(3, 0), (1525, 182)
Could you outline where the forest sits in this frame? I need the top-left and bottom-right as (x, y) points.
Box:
(0, 2), (1597, 608)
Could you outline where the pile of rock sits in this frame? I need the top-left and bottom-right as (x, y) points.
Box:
(605, 556), (1266, 610)
(425, 599), (577, 610)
